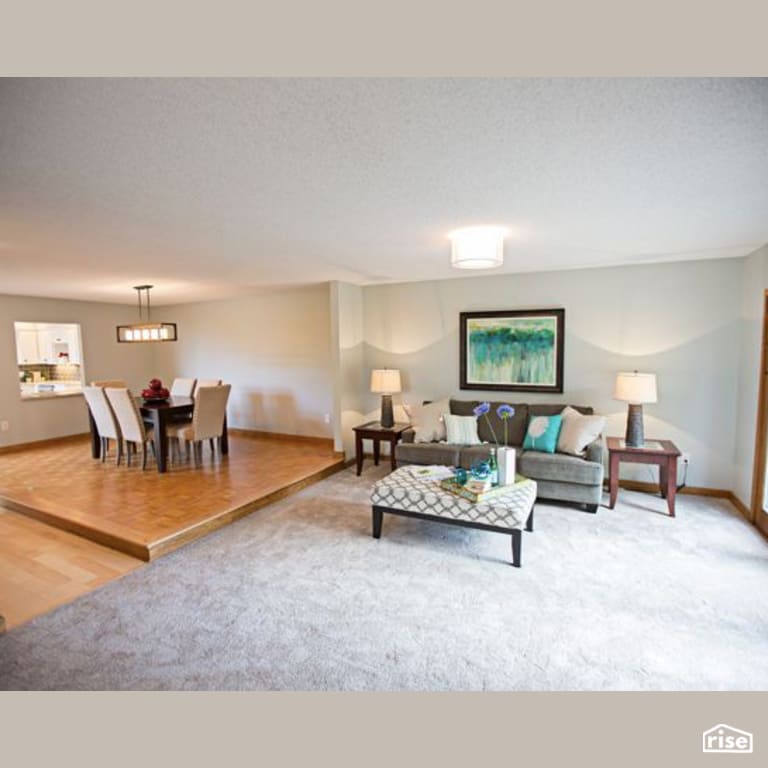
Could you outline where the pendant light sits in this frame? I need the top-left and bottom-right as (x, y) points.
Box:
(116, 285), (178, 343)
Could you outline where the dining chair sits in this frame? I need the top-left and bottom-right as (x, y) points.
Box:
(83, 386), (123, 464)
(193, 378), (222, 395)
(104, 388), (156, 470)
(90, 379), (127, 388)
(167, 384), (231, 466)
(170, 377), (196, 397)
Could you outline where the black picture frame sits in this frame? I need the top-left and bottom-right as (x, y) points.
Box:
(460, 309), (565, 393)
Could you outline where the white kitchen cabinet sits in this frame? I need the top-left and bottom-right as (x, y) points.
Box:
(16, 329), (40, 364)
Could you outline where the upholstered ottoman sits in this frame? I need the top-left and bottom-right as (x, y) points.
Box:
(370, 466), (536, 566)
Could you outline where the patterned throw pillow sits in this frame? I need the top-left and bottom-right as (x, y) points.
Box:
(522, 414), (563, 453)
(443, 413), (482, 445)
(557, 406), (606, 456)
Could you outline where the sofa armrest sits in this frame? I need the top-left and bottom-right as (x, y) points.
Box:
(585, 437), (604, 465)
(401, 428), (416, 444)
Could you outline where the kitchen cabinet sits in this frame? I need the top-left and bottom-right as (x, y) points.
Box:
(16, 329), (40, 364)
(14, 324), (82, 364)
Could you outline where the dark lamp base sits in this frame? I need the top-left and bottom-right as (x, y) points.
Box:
(625, 403), (645, 447)
(380, 394), (394, 428)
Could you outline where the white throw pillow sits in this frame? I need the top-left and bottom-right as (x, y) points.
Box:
(557, 406), (606, 456)
(443, 413), (482, 446)
(402, 398), (450, 443)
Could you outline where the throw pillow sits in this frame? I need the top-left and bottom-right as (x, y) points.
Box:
(443, 413), (482, 445)
(557, 406), (606, 456)
(522, 414), (563, 453)
(402, 398), (449, 443)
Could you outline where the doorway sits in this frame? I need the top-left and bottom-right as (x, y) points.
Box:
(751, 291), (768, 536)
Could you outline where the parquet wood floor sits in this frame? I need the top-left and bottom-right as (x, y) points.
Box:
(0, 433), (346, 562)
(0, 506), (142, 630)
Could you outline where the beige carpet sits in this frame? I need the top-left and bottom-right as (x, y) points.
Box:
(1, 466), (767, 690)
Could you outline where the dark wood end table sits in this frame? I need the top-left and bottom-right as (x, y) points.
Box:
(606, 437), (681, 516)
(353, 421), (410, 476)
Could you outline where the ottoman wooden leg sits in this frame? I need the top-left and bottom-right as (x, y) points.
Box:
(511, 529), (522, 567)
(372, 507), (383, 539)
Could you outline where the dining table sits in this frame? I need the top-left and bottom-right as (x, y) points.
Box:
(88, 395), (228, 473)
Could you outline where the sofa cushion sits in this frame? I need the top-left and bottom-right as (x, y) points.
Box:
(443, 414), (481, 445)
(403, 398), (450, 442)
(395, 442), (461, 467)
(450, 399), (528, 445)
(557, 406), (606, 457)
(457, 444), (494, 469)
(517, 450), (603, 486)
(523, 414), (563, 453)
(529, 404), (593, 417)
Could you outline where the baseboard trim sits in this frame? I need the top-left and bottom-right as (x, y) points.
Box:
(0, 433), (89, 455)
(228, 428), (335, 449)
(606, 478), (731, 498)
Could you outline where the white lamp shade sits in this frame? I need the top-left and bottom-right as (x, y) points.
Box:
(370, 369), (401, 394)
(449, 226), (507, 269)
(614, 372), (658, 404)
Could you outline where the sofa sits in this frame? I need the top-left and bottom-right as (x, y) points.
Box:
(394, 399), (605, 512)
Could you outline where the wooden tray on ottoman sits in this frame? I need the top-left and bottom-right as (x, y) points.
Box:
(370, 466), (537, 566)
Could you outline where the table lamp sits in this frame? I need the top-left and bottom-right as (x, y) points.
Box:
(370, 369), (401, 429)
(614, 371), (657, 447)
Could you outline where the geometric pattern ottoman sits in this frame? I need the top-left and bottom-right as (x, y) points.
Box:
(371, 466), (537, 567)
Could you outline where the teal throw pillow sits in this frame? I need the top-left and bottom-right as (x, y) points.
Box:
(523, 414), (563, 453)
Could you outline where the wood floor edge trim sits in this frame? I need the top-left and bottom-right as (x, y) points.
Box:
(0, 433), (89, 455)
(145, 459), (347, 559)
(227, 428), (336, 448)
(0, 495), (150, 561)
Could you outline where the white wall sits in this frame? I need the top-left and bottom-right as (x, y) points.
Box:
(153, 285), (334, 439)
(0, 293), (154, 446)
(734, 244), (768, 507)
(361, 259), (744, 489)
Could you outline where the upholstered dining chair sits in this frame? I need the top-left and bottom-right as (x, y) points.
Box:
(90, 379), (127, 388)
(104, 388), (156, 469)
(193, 378), (222, 395)
(170, 377), (196, 397)
(83, 386), (122, 464)
(167, 384), (231, 466)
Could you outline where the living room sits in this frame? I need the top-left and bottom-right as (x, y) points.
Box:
(1, 78), (767, 695)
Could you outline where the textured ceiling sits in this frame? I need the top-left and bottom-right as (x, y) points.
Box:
(1, 77), (767, 305)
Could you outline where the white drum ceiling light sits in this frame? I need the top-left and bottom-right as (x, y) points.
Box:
(449, 226), (508, 269)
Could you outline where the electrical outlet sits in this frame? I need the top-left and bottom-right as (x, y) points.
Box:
(0, 421), (8, 431)
(681, 452), (690, 464)
(323, 413), (331, 424)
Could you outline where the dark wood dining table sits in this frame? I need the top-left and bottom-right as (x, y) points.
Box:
(88, 395), (228, 473)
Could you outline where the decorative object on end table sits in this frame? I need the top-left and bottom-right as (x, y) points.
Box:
(370, 368), (401, 429)
(141, 377), (170, 402)
(614, 371), (657, 448)
(460, 309), (565, 393)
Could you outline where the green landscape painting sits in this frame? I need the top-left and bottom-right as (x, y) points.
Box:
(461, 310), (564, 392)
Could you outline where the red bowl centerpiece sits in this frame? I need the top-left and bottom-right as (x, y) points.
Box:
(141, 378), (170, 402)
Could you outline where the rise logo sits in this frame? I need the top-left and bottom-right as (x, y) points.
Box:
(702, 724), (753, 753)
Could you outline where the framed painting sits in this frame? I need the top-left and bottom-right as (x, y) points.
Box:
(459, 309), (565, 393)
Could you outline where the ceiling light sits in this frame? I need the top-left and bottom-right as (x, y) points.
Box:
(448, 226), (508, 269)
(116, 285), (178, 343)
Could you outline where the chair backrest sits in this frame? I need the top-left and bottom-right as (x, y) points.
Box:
(191, 385), (231, 441)
(91, 379), (127, 388)
(83, 386), (121, 441)
(105, 388), (146, 443)
(171, 377), (196, 397)
(193, 378), (222, 395)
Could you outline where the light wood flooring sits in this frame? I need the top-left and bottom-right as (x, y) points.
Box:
(0, 432), (345, 561)
(0, 432), (345, 629)
(0, 507), (142, 630)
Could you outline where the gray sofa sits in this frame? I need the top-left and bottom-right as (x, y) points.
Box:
(395, 399), (604, 512)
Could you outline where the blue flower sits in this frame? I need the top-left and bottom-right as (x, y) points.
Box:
(473, 401), (490, 417)
(496, 404), (515, 419)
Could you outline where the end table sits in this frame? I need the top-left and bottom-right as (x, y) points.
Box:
(606, 437), (681, 516)
(353, 421), (410, 476)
